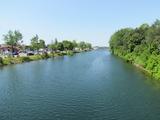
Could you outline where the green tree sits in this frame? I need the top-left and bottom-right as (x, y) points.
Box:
(3, 30), (23, 55)
(54, 38), (58, 45)
(57, 42), (64, 51)
(72, 40), (78, 48)
(31, 35), (39, 51)
(62, 40), (74, 50)
(78, 41), (86, 50)
(109, 19), (160, 80)
(86, 43), (92, 49)
(39, 39), (46, 49)
(48, 44), (57, 53)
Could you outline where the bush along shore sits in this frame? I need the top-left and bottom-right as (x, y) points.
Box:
(0, 30), (92, 66)
(109, 19), (160, 80)
(0, 50), (91, 66)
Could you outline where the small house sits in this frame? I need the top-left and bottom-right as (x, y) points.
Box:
(0, 44), (20, 57)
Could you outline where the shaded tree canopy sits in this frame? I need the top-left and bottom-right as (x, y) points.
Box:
(109, 19), (160, 79)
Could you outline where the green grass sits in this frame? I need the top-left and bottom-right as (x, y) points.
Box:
(0, 51), (77, 66)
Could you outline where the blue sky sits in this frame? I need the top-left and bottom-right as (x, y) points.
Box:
(0, 0), (160, 46)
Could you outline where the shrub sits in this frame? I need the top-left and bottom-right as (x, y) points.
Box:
(20, 57), (31, 62)
(0, 57), (3, 65)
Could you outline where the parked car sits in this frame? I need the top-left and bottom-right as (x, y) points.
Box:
(18, 51), (27, 57)
(12, 51), (19, 55)
(27, 51), (34, 56)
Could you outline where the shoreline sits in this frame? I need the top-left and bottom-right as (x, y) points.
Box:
(0, 50), (91, 67)
(112, 53), (158, 80)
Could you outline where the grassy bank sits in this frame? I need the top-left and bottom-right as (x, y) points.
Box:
(0, 51), (76, 66)
(109, 20), (160, 80)
(112, 49), (160, 80)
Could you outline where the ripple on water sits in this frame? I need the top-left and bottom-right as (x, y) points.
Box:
(1, 50), (160, 120)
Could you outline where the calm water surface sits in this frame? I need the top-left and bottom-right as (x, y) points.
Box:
(0, 50), (160, 120)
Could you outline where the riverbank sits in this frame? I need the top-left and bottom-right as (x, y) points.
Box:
(109, 20), (160, 81)
(111, 51), (159, 80)
(0, 50), (87, 66)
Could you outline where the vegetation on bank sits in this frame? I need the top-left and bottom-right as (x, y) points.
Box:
(2, 30), (92, 54)
(0, 51), (78, 66)
(109, 19), (160, 80)
(0, 30), (92, 66)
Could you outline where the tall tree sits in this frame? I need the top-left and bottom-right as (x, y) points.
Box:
(78, 41), (86, 50)
(54, 38), (58, 45)
(39, 39), (46, 49)
(62, 40), (74, 50)
(86, 43), (92, 49)
(57, 42), (64, 51)
(31, 35), (39, 51)
(3, 30), (23, 55)
(72, 40), (78, 48)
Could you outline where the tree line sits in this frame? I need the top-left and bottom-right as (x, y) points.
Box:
(2, 30), (92, 52)
(109, 19), (160, 79)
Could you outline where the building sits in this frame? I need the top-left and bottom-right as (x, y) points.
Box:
(0, 44), (20, 57)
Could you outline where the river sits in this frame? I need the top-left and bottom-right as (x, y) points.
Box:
(0, 49), (160, 120)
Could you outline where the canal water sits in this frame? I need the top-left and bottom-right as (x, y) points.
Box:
(0, 49), (160, 120)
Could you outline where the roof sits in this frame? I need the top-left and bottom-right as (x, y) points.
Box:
(0, 44), (20, 50)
